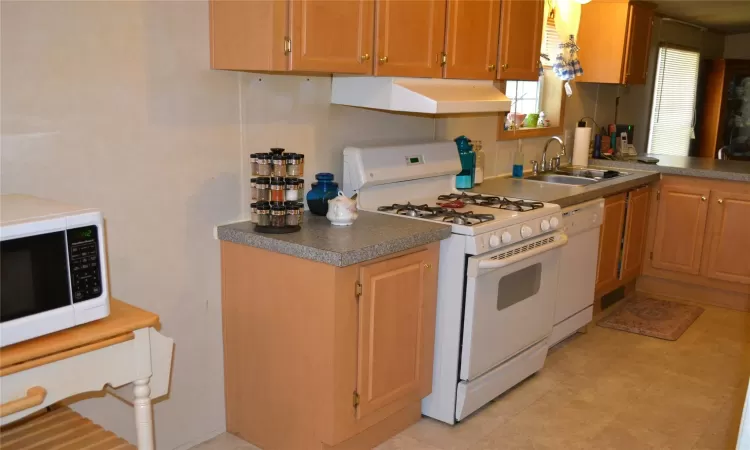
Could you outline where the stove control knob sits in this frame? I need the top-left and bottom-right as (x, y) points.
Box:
(501, 231), (512, 244)
(489, 235), (501, 248)
(540, 219), (550, 232)
(550, 217), (559, 229)
(521, 225), (533, 238)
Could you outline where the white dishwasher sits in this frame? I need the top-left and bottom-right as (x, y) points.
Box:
(549, 198), (604, 346)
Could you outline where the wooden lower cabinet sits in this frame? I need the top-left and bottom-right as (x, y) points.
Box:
(620, 186), (651, 283)
(595, 193), (627, 296)
(220, 241), (439, 449)
(701, 190), (750, 284)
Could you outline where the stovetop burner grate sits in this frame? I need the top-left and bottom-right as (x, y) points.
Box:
(436, 193), (544, 212)
(376, 202), (496, 225)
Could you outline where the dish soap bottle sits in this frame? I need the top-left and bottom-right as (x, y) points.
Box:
(512, 140), (524, 178)
(474, 140), (485, 184)
(454, 135), (475, 190)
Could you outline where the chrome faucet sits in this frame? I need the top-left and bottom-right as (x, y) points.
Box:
(541, 136), (566, 173)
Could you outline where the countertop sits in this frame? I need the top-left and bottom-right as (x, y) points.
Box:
(473, 167), (660, 208)
(588, 154), (750, 182)
(216, 211), (451, 267)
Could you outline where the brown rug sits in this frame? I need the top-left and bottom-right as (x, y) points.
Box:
(597, 297), (704, 341)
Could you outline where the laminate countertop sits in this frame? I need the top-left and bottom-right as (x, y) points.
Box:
(216, 211), (451, 267)
(588, 154), (750, 182)
(472, 168), (660, 208)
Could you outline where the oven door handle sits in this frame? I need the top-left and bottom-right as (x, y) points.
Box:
(476, 234), (568, 270)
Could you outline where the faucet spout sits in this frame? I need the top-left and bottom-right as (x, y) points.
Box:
(541, 136), (566, 172)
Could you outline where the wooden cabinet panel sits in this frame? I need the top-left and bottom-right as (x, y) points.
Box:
(290, 0), (375, 74)
(375, 0), (447, 77)
(702, 191), (750, 284)
(497, 0), (544, 81)
(356, 249), (437, 420)
(596, 193), (627, 295)
(622, 2), (654, 84)
(444, 0), (501, 80)
(620, 186), (651, 282)
(651, 184), (711, 274)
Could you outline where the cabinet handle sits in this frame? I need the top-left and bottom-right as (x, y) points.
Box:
(501, 63), (509, 70)
(718, 199), (723, 204)
(360, 53), (370, 62)
(424, 263), (432, 269)
(379, 56), (388, 64)
(0, 387), (47, 418)
(488, 64), (496, 71)
(701, 196), (706, 201)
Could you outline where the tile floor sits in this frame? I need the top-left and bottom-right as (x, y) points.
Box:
(191, 300), (750, 450)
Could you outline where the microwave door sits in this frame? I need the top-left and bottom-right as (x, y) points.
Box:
(0, 231), (72, 323)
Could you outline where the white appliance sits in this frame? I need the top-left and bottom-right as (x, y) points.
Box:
(0, 194), (110, 347)
(549, 199), (604, 347)
(331, 77), (512, 114)
(342, 141), (566, 424)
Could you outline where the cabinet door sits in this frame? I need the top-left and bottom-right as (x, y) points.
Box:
(374, 0), (447, 78)
(289, 0), (374, 74)
(444, 0), (501, 80)
(702, 191), (750, 284)
(651, 185), (710, 274)
(621, 2), (654, 85)
(497, 0), (544, 81)
(356, 249), (437, 420)
(596, 193), (627, 295)
(620, 186), (651, 282)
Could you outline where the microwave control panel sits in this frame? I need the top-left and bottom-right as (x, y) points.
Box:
(67, 225), (103, 302)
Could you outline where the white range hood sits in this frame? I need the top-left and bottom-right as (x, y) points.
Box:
(330, 76), (512, 114)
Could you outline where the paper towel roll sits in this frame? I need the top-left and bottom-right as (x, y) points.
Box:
(573, 127), (592, 167)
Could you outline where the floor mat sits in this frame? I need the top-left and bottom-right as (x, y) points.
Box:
(597, 297), (704, 340)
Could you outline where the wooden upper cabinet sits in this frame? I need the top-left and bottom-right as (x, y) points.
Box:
(596, 193), (627, 295)
(355, 249), (437, 420)
(444, 0), (501, 80)
(290, 0), (375, 73)
(651, 184), (711, 275)
(497, 0), (544, 81)
(374, 0), (447, 77)
(576, 1), (655, 84)
(701, 191), (750, 284)
(620, 186), (651, 282)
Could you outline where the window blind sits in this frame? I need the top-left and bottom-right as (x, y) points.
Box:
(647, 46), (700, 156)
(541, 14), (561, 63)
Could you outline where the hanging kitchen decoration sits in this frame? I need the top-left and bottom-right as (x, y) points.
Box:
(550, 0), (584, 96)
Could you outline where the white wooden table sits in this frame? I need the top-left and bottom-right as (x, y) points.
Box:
(0, 300), (174, 450)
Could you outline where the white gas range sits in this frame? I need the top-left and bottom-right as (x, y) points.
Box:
(343, 141), (567, 424)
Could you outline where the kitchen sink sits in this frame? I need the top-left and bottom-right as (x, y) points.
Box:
(525, 174), (600, 185)
(555, 167), (629, 179)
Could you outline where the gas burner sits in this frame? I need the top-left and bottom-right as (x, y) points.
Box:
(439, 210), (495, 225)
(436, 193), (501, 205)
(478, 197), (545, 212)
(377, 202), (446, 217)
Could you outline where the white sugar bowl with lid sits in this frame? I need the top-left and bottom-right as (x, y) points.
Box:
(327, 191), (358, 226)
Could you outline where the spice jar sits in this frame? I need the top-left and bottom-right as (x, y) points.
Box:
(257, 154), (272, 176)
(285, 201), (301, 226)
(284, 178), (300, 201)
(270, 204), (286, 228)
(250, 153), (258, 176)
(270, 177), (285, 202)
(250, 202), (258, 224)
(256, 177), (271, 201)
(297, 178), (304, 200)
(256, 202), (271, 226)
(286, 153), (302, 176)
(299, 154), (305, 176)
(271, 154), (286, 177)
(250, 178), (257, 200)
(297, 202), (305, 225)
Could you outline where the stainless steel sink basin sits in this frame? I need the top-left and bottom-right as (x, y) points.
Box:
(525, 174), (599, 185)
(555, 167), (629, 179)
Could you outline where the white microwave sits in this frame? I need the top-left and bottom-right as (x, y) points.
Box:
(0, 194), (110, 347)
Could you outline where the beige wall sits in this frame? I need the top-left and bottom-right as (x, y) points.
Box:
(725, 33), (750, 59)
(0, 2), (433, 449)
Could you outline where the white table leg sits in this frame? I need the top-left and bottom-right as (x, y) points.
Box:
(133, 378), (154, 450)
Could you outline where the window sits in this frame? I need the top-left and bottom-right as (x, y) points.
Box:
(647, 45), (700, 156)
(506, 80), (542, 115)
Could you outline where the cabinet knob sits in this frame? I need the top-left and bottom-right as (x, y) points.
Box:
(701, 196), (707, 201)
(501, 63), (509, 70)
(424, 263), (432, 269)
(488, 64), (496, 71)
(360, 53), (370, 62)
(718, 199), (723, 204)
(379, 56), (388, 64)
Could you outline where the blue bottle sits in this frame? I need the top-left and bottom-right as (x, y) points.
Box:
(306, 173), (339, 216)
(454, 136), (475, 190)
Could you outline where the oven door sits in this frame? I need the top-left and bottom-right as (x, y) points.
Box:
(459, 232), (567, 381)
